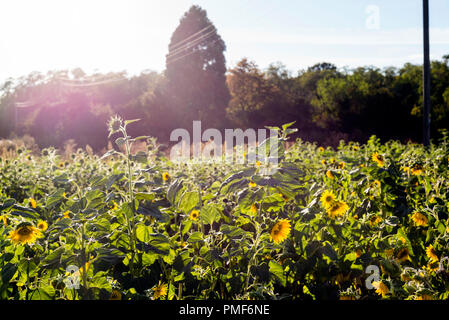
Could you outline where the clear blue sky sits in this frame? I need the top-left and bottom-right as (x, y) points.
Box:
(0, 0), (448, 82)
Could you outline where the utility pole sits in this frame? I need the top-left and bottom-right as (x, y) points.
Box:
(423, 0), (431, 146)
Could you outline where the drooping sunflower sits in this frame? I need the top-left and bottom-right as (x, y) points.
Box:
(411, 212), (428, 227)
(248, 181), (257, 188)
(411, 164), (424, 176)
(270, 219), (291, 244)
(326, 201), (349, 219)
(37, 220), (48, 232)
(396, 247), (411, 263)
(109, 290), (122, 300)
(29, 198), (37, 209)
(8, 223), (41, 245)
(371, 152), (385, 167)
(426, 245), (438, 262)
(162, 172), (170, 182)
(320, 190), (336, 209)
(189, 210), (199, 221)
(153, 281), (168, 299)
(250, 204), (258, 214)
(326, 170), (334, 179)
(372, 281), (389, 298)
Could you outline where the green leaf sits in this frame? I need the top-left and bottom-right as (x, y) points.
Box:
(178, 191), (199, 213)
(187, 232), (204, 243)
(136, 224), (152, 242)
(200, 204), (221, 225)
(269, 260), (286, 286)
(1, 263), (18, 283)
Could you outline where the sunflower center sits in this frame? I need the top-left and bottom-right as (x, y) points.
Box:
(18, 226), (32, 236)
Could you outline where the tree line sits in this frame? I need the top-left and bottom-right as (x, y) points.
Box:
(1, 5), (448, 150)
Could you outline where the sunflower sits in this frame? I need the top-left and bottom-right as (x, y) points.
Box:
(372, 180), (381, 188)
(371, 152), (385, 167)
(326, 201), (349, 219)
(355, 249), (363, 258)
(415, 294), (433, 300)
(326, 170), (334, 179)
(63, 211), (71, 219)
(321, 159), (327, 165)
(58, 162), (65, 168)
(270, 219), (291, 244)
(162, 172), (170, 182)
(338, 162), (345, 169)
(153, 281), (168, 299)
(9, 223), (41, 245)
(189, 210), (199, 221)
(396, 248), (411, 263)
(249, 204), (258, 214)
(37, 220), (48, 232)
(424, 261), (439, 273)
(411, 164), (424, 176)
(426, 245), (438, 262)
(248, 181), (257, 188)
(372, 281), (389, 297)
(256, 161), (261, 167)
(369, 216), (382, 227)
(29, 198), (37, 209)
(109, 290), (122, 300)
(411, 212), (428, 227)
(320, 190), (336, 209)
(319, 147), (325, 152)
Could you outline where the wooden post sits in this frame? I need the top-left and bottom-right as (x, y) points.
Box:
(423, 0), (431, 146)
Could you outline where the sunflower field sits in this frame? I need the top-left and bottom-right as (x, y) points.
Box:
(1, 118), (449, 301)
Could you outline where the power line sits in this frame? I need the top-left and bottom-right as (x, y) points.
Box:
(166, 40), (219, 66)
(166, 29), (217, 60)
(168, 24), (214, 51)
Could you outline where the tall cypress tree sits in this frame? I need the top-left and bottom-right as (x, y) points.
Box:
(165, 5), (230, 130)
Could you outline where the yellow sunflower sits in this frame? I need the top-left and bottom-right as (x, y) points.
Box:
(411, 212), (428, 227)
(415, 294), (433, 300)
(321, 159), (327, 165)
(29, 198), (37, 209)
(153, 281), (168, 299)
(37, 220), (48, 232)
(269, 219), (291, 244)
(256, 161), (261, 167)
(319, 147), (325, 152)
(369, 216), (382, 227)
(109, 290), (122, 300)
(326, 201), (349, 219)
(250, 204), (257, 214)
(411, 164), (424, 176)
(426, 245), (438, 262)
(248, 181), (257, 188)
(320, 190), (336, 209)
(371, 152), (385, 167)
(189, 210), (199, 221)
(8, 223), (41, 245)
(58, 162), (65, 168)
(162, 172), (170, 181)
(372, 281), (389, 297)
(326, 170), (334, 179)
(338, 162), (345, 169)
(63, 211), (71, 219)
(396, 247), (411, 263)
